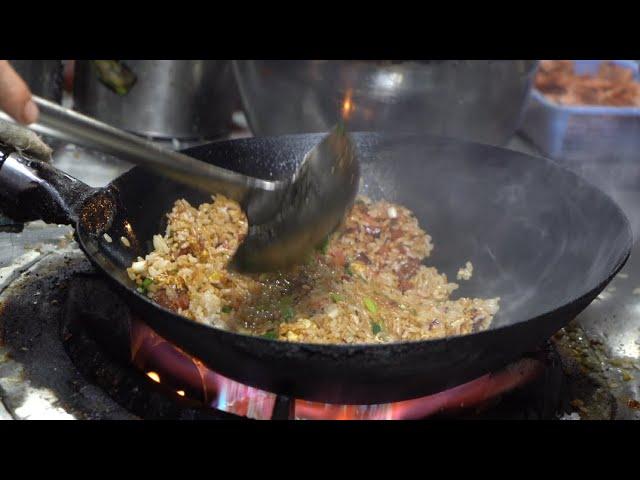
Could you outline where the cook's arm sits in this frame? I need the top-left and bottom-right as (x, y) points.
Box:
(0, 60), (39, 125)
(0, 61), (44, 231)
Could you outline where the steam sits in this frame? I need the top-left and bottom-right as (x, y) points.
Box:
(354, 133), (633, 330)
(561, 158), (640, 242)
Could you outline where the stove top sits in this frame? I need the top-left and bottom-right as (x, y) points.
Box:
(1, 127), (639, 420)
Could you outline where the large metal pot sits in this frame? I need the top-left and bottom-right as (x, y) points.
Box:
(233, 60), (538, 145)
(73, 60), (237, 140)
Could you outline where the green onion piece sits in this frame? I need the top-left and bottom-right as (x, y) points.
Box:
(345, 264), (354, 276)
(262, 331), (278, 340)
(330, 293), (344, 303)
(363, 297), (378, 314)
(281, 305), (295, 321)
(279, 295), (294, 307)
(139, 277), (153, 294)
(317, 237), (330, 254)
(221, 305), (232, 313)
(371, 322), (382, 335)
(305, 252), (316, 266)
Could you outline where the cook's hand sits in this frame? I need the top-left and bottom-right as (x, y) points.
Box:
(0, 61), (39, 125)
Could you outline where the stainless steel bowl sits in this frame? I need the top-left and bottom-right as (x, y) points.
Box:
(233, 60), (538, 145)
(73, 60), (237, 140)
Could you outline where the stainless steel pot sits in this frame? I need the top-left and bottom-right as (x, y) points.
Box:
(9, 60), (63, 103)
(73, 60), (236, 140)
(233, 60), (538, 145)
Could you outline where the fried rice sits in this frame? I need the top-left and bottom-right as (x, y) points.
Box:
(126, 195), (499, 344)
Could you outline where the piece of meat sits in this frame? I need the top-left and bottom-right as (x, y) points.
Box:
(327, 249), (347, 269)
(389, 228), (405, 241)
(535, 60), (640, 107)
(397, 258), (421, 292)
(363, 224), (382, 238)
(151, 288), (190, 312)
(356, 252), (372, 265)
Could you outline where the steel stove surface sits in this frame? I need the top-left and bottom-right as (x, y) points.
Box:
(1, 131), (639, 420)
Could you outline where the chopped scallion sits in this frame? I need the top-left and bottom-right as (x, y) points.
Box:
(139, 277), (153, 294)
(317, 237), (330, 254)
(363, 297), (378, 314)
(330, 293), (344, 303)
(281, 305), (295, 321)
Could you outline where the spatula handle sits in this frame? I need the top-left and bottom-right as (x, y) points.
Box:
(30, 95), (279, 200)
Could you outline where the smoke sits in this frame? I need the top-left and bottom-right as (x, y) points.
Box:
(354, 133), (633, 330)
(560, 158), (640, 243)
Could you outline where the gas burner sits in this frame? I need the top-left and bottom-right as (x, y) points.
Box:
(0, 249), (619, 420)
(60, 269), (566, 419)
(62, 269), (559, 419)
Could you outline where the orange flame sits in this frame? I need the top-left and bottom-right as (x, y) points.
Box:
(341, 89), (354, 120)
(130, 317), (542, 420)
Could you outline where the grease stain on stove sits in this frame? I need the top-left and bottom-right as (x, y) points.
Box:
(1, 250), (137, 420)
(553, 321), (640, 419)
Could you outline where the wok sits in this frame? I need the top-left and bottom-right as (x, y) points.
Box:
(0, 133), (632, 404)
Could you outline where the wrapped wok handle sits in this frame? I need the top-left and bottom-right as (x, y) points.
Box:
(0, 144), (99, 229)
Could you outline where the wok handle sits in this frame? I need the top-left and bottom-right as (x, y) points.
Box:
(0, 144), (97, 230)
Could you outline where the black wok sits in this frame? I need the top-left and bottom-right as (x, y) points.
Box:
(0, 133), (632, 404)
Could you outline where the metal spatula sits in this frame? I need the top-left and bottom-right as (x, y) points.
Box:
(13, 96), (361, 272)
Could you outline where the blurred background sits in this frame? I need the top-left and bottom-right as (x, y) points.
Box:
(8, 59), (640, 229)
(10, 59), (640, 224)
(10, 59), (539, 145)
(11, 59), (639, 162)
